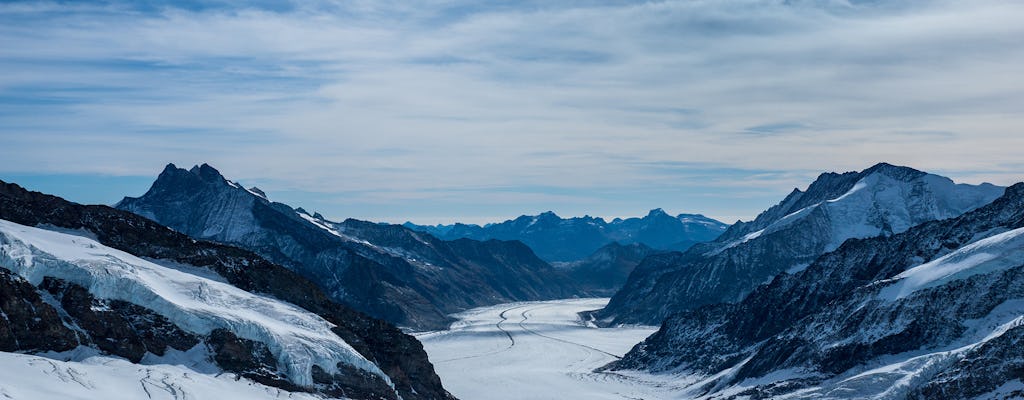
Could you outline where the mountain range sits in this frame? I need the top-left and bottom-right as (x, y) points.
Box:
(0, 179), (453, 400)
(591, 163), (1005, 325)
(604, 180), (1024, 399)
(116, 163), (581, 331)
(405, 209), (727, 262)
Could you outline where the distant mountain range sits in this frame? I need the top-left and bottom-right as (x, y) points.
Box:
(553, 242), (663, 297)
(604, 178), (1024, 399)
(591, 163), (1005, 325)
(0, 180), (453, 400)
(116, 164), (581, 331)
(405, 209), (727, 262)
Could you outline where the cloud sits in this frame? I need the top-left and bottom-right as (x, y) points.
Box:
(1, 0), (1022, 223)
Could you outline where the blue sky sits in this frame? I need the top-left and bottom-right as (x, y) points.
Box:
(2, 0), (1023, 224)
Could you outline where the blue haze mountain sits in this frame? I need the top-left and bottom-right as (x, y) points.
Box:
(405, 209), (727, 262)
(116, 164), (580, 331)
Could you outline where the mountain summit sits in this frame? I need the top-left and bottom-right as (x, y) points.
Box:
(593, 163), (1004, 325)
(606, 181), (1024, 399)
(117, 163), (580, 331)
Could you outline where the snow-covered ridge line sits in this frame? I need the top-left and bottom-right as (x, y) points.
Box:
(880, 226), (1024, 300)
(0, 218), (389, 389)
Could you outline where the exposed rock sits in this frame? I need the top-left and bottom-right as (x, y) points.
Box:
(116, 163), (579, 331)
(594, 163), (1004, 325)
(0, 179), (455, 400)
(605, 183), (1024, 399)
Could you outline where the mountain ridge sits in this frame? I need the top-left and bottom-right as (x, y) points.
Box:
(592, 163), (1005, 325)
(405, 209), (727, 262)
(605, 181), (1024, 399)
(117, 163), (582, 331)
(0, 179), (454, 400)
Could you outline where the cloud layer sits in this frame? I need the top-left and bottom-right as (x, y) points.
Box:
(1, 0), (1022, 223)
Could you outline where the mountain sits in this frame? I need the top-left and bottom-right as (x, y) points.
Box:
(116, 163), (580, 331)
(405, 209), (727, 262)
(592, 163), (1005, 325)
(553, 242), (663, 296)
(604, 182), (1024, 399)
(0, 180), (454, 400)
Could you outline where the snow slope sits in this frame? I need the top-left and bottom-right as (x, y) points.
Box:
(881, 226), (1024, 300)
(417, 299), (679, 400)
(0, 219), (387, 388)
(0, 350), (323, 400)
(719, 171), (1003, 254)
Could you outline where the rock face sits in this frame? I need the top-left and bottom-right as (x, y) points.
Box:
(116, 163), (580, 331)
(0, 180), (455, 400)
(553, 242), (662, 296)
(605, 182), (1024, 399)
(406, 209), (727, 262)
(593, 163), (1004, 325)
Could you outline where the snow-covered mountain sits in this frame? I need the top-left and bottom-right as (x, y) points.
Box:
(593, 163), (1004, 325)
(405, 209), (727, 262)
(605, 181), (1024, 399)
(0, 180), (454, 399)
(116, 163), (580, 331)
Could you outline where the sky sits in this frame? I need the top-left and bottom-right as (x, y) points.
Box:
(1, 0), (1023, 225)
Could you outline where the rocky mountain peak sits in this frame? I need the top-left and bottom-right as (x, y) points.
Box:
(645, 208), (670, 218)
(194, 163), (227, 182)
(861, 161), (926, 181)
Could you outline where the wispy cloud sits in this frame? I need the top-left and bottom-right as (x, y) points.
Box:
(1, 0), (1022, 223)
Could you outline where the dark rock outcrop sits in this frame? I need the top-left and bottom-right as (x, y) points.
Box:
(0, 179), (455, 400)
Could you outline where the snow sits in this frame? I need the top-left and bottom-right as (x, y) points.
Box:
(769, 297), (1024, 400)
(417, 298), (683, 400)
(715, 171), (1001, 255)
(879, 227), (1024, 300)
(973, 379), (1024, 400)
(0, 351), (326, 400)
(0, 219), (388, 389)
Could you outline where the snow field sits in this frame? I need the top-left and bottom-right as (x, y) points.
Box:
(417, 298), (681, 400)
(0, 219), (388, 389)
(0, 351), (324, 400)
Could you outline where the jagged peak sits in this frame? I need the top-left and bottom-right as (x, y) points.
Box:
(646, 208), (670, 218)
(193, 163), (226, 182)
(162, 162), (179, 173)
(537, 210), (561, 220)
(859, 162), (926, 181)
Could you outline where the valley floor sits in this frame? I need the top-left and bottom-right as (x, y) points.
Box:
(417, 298), (680, 400)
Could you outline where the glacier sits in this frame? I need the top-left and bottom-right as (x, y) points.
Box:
(0, 350), (323, 400)
(0, 218), (389, 389)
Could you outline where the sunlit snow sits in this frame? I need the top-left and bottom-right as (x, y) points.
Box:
(880, 226), (1024, 300)
(417, 298), (683, 400)
(0, 219), (387, 388)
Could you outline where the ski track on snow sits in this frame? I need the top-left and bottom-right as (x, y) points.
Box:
(419, 298), (681, 400)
